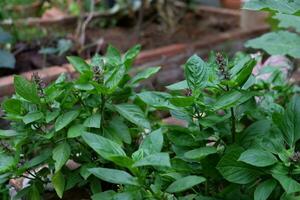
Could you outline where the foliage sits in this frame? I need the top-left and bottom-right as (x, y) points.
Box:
(1, 42), (300, 199)
(39, 39), (73, 56)
(244, 0), (300, 58)
(0, 27), (15, 69)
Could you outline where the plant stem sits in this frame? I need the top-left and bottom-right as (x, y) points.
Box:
(26, 170), (47, 184)
(194, 103), (202, 131)
(226, 85), (236, 142)
(230, 107), (236, 142)
(100, 94), (106, 133)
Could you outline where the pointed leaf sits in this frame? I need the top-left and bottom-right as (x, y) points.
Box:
(14, 75), (40, 104)
(184, 146), (217, 160)
(140, 128), (164, 155)
(109, 116), (131, 144)
(23, 111), (43, 124)
(133, 153), (171, 167)
(217, 148), (262, 184)
(52, 142), (71, 172)
(0, 153), (15, 173)
(166, 176), (206, 193)
(82, 132), (126, 160)
(52, 171), (65, 199)
(84, 113), (101, 128)
(55, 110), (80, 131)
(254, 179), (277, 200)
(67, 124), (86, 138)
(115, 104), (150, 129)
(238, 149), (278, 167)
(124, 45), (141, 68)
(89, 167), (139, 186)
(137, 91), (176, 109)
(184, 55), (208, 91)
(130, 67), (160, 84)
(166, 80), (188, 91)
(67, 56), (90, 74)
(272, 174), (300, 194)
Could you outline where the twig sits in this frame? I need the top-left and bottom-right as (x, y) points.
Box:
(78, 0), (95, 52)
(135, 0), (146, 39)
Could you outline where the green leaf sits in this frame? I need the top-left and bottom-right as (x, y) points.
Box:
(140, 128), (164, 155)
(130, 67), (161, 84)
(28, 184), (41, 200)
(23, 111), (43, 124)
(104, 64), (126, 91)
(184, 146), (217, 160)
(109, 156), (134, 168)
(45, 109), (60, 123)
(79, 163), (95, 180)
(184, 55), (208, 91)
(89, 167), (139, 186)
(272, 174), (300, 194)
(0, 153), (15, 173)
(133, 153), (171, 167)
(238, 149), (277, 167)
(52, 171), (65, 199)
(254, 179), (277, 200)
(14, 75), (40, 104)
(167, 127), (197, 147)
(109, 116), (131, 144)
(0, 50), (15, 69)
(2, 99), (22, 114)
(217, 148), (262, 184)
(245, 31), (300, 58)
(243, 0), (300, 14)
(82, 132), (126, 160)
(74, 83), (94, 91)
(91, 54), (103, 67)
(169, 96), (194, 107)
(52, 142), (71, 172)
(67, 124), (86, 138)
(0, 129), (18, 138)
(115, 104), (151, 129)
(213, 90), (254, 110)
(166, 80), (188, 91)
(240, 119), (272, 148)
(231, 59), (256, 87)
(275, 14), (300, 32)
(275, 95), (300, 146)
(25, 149), (51, 168)
(55, 110), (80, 131)
(67, 56), (90, 74)
(137, 91), (176, 110)
(106, 45), (121, 60)
(124, 45), (141, 68)
(83, 113), (101, 128)
(166, 175), (206, 193)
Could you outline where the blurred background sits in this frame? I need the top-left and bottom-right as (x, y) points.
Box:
(0, 0), (268, 79)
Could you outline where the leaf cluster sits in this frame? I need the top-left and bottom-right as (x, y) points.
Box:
(0, 44), (300, 200)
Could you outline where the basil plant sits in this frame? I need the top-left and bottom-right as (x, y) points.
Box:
(0, 44), (300, 200)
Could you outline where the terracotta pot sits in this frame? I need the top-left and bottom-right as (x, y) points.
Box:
(221, 0), (241, 9)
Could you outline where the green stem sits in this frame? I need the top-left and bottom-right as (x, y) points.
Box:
(193, 103), (203, 132)
(230, 107), (236, 142)
(225, 85), (236, 143)
(100, 94), (106, 133)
